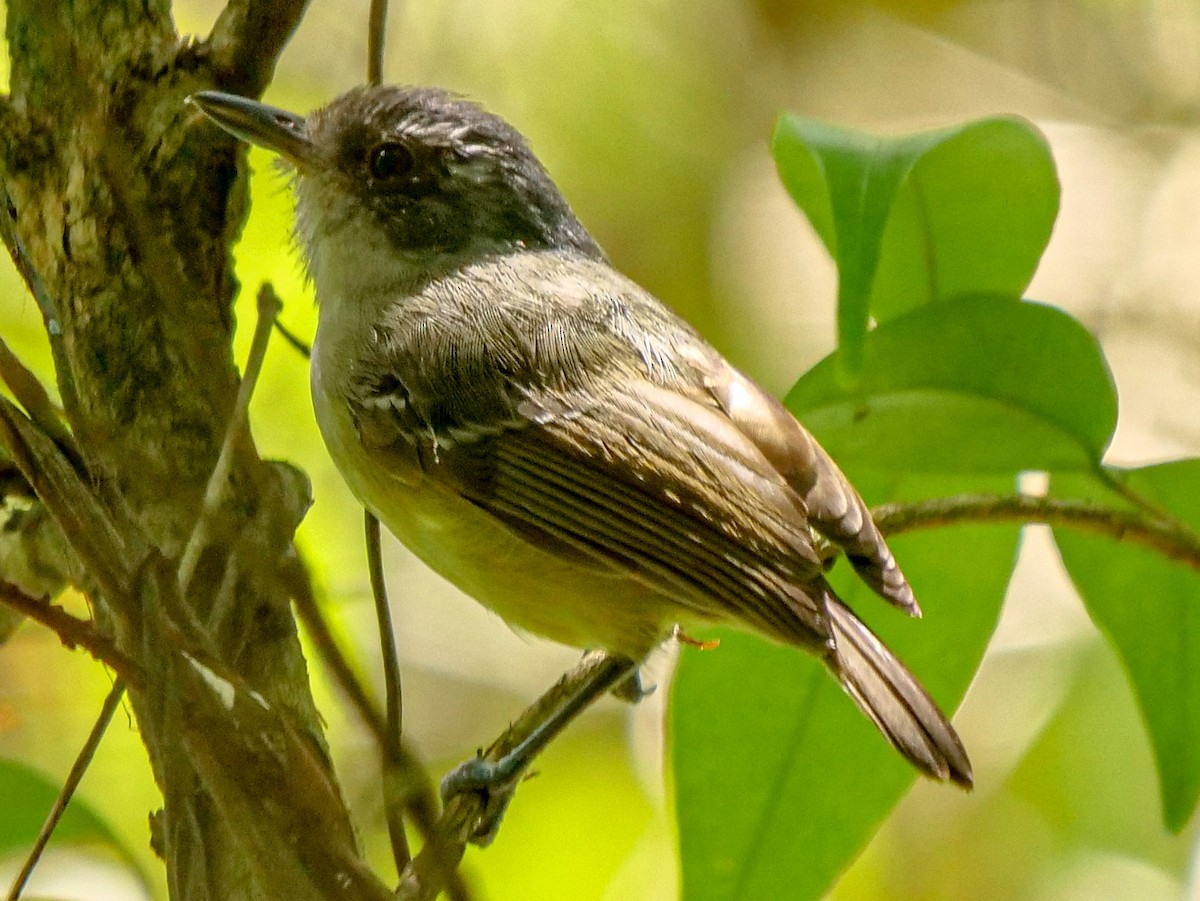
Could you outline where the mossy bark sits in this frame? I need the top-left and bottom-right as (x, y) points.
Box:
(0, 4), (390, 898)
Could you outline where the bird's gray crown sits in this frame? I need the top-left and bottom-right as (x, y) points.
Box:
(297, 85), (603, 260)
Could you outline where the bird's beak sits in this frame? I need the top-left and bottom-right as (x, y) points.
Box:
(189, 91), (316, 170)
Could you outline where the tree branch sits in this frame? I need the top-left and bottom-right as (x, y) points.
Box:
(398, 652), (620, 901)
(169, 641), (394, 901)
(0, 396), (136, 608)
(283, 554), (475, 899)
(0, 582), (142, 686)
(178, 284), (280, 592)
(873, 492), (1200, 570)
(208, 0), (314, 97)
(0, 336), (75, 460)
(1, 4), (359, 898)
(367, 0), (389, 86)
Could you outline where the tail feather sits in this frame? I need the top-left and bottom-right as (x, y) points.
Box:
(823, 593), (973, 788)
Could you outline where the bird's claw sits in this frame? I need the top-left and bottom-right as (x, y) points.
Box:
(440, 755), (523, 846)
(612, 668), (655, 703)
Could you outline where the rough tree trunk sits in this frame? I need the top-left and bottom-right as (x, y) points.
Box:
(0, 3), (391, 898)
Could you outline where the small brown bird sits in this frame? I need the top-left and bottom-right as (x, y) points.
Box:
(191, 86), (971, 804)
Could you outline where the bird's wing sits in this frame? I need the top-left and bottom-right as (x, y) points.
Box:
(351, 365), (832, 649)
(344, 248), (912, 638)
(701, 357), (918, 614)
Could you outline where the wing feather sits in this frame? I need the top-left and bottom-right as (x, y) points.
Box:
(706, 363), (918, 614)
(408, 377), (833, 648)
(488, 428), (810, 642)
(343, 250), (912, 641)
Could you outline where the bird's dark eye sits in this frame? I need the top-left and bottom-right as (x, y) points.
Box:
(368, 142), (414, 180)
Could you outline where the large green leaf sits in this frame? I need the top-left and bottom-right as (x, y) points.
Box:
(1054, 461), (1200, 832)
(772, 115), (1058, 380)
(671, 473), (1016, 901)
(785, 296), (1116, 473)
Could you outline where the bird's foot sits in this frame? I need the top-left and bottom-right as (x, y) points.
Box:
(611, 667), (656, 703)
(440, 754), (525, 846)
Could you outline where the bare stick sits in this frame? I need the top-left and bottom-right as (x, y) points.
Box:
(178, 284), (280, 593)
(6, 679), (126, 901)
(0, 184), (58, 328)
(0, 397), (133, 608)
(0, 337), (74, 457)
(398, 652), (625, 901)
(873, 492), (1200, 569)
(367, 0), (389, 86)
(0, 583), (141, 687)
(285, 557), (392, 746)
(272, 319), (312, 359)
(0, 184), (74, 411)
(365, 511), (411, 874)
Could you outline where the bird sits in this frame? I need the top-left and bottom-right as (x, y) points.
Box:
(190, 85), (972, 813)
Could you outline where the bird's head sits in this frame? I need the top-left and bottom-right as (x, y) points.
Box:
(190, 86), (601, 272)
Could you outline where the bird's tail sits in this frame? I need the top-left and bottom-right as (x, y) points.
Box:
(822, 591), (973, 788)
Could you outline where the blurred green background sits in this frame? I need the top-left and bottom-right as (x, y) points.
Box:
(2, 0), (1200, 898)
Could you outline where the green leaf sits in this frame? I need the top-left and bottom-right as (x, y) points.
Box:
(671, 473), (1016, 901)
(1054, 461), (1200, 831)
(785, 296), (1117, 474)
(0, 758), (135, 861)
(772, 115), (1058, 379)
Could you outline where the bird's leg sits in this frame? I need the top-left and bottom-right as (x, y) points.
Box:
(441, 650), (639, 845)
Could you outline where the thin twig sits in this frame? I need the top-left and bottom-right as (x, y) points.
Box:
(0, 337), (75, 458)
(0, 185), (57, 327)
(272, 319), (312, 359)
(280, 554), (471, 896)
(0, 183), (78, 440)
(367, 0), (389, 85)
(873, 492), (1200, 570)
(6, 679), (126, 901)
(0, 398), (133, 606)
(398, 653), (622, 901)
(366, 510), (411, 875)
(178, 284), (280, 593)
(366, 513), (403, 743)
(208, 0), (315, 97)
(0, 583), (142, 686)
(285, 556), (392, 745)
